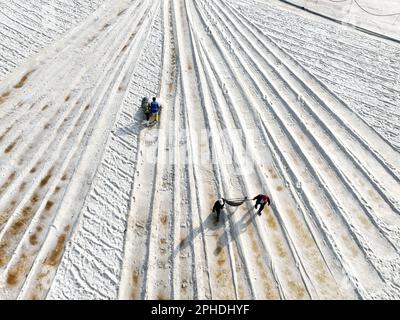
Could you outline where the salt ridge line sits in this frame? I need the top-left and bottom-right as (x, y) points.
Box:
(21, 0), (160, 300)
(48, 13), (163, 299)
(219, 0), (400, 298)
(0, 0), (158, 300)
(213, 0), (400, 248)
(174, 0), (237, 299)
(198, 0), (368, 298)
(2, 0), (106, 103)
(194, 0), (383, 298)
(18, 4), (156, 300)
(191, 0), (340, 300)
(228, 0), (395, 151)
(228, 0), (400, 158)
(239, 0), (400, 64)
(0, 0), (149, 248)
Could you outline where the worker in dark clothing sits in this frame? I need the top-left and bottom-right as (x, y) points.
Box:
(212, 198), (225, 222)
(253, 194), (271, 216)
(141, 97), (151, 124)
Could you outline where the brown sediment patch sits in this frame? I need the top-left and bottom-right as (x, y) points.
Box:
(160, 215), (168, 225)
(5, 139), (18, 153)
(30, 167), (37, 173)
(188, 64), (192, 70)
(61, 174), (67, 181)
(19, 182), (27, 192)
(14, 70), (35, 89)
(65, 95), (70, 102)
(6, 254), (28, 286)
(84, 104), (90, 111)
(0, 171), (16, 195)
(214, 246), (222, 256)
(168, 82), (173, 94)
(121, 44), (128, 52)
(44, 123), (51, 130)
(217, 257), (225, 266)
(45, 233), (67, 266)
(277, 186), (283, 191)
(45, 201), (54, 211)
(40, 169), (53, 187)
(54, 186), (61, 193)
(0, 127), (12, 142)
(41, 104), (49, 111)
(130, 271), (139, 299)
(272, 173), (278, 179)
(287, 280), (306, 299)
(36, 225), (43, 232)
(29, 233), (38, 245)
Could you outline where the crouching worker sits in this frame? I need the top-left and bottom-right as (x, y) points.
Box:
(141, 97), (151, 125)
(253, 194), (271, 216)
(212, 198), (225, 223)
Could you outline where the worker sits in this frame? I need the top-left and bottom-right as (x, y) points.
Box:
(252, 194), (271, 216)
(212, 198), (225, 223)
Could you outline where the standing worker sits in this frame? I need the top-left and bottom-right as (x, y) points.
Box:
(252, 194), (271, 216)
(212, 198), (225, 223)
(150, 97), (160, 122)
(141, 97), (151, 125)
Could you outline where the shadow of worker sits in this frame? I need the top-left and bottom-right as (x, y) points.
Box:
(173, 210), (221, 258)
(215, 208), (256, 255)
(173, 205), (254, 258)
